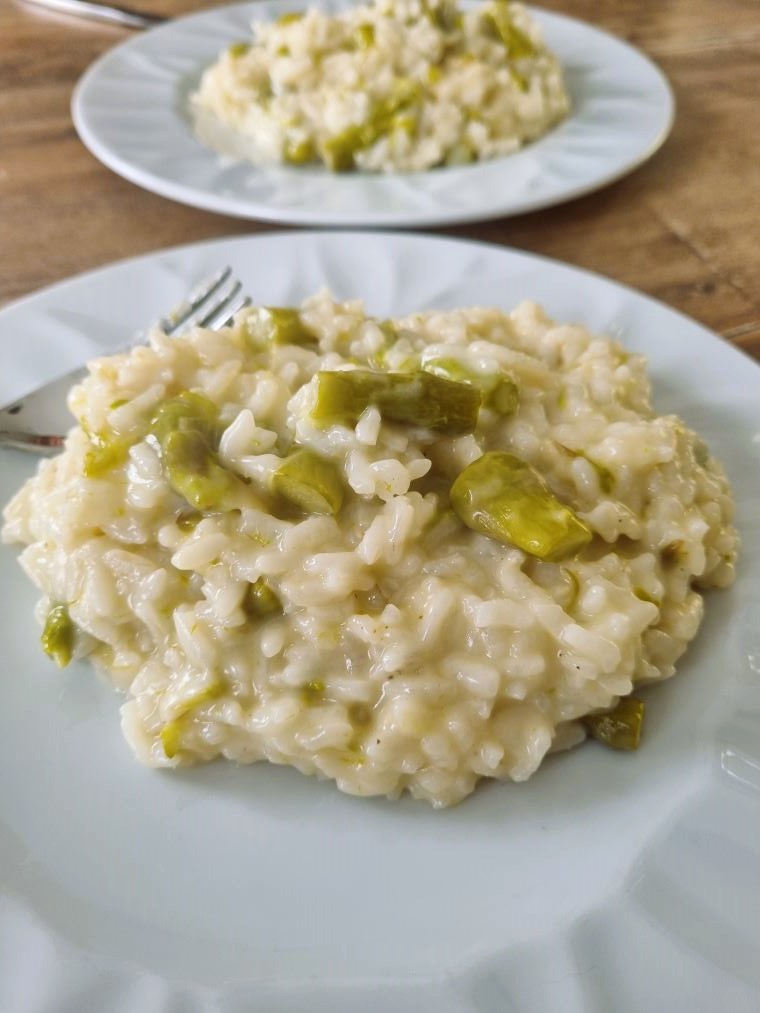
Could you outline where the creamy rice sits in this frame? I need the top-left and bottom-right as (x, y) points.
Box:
(2, 294), (737, 807)
(192, 0), (570, 172)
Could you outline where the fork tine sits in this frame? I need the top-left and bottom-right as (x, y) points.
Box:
(201, 292), (252, 332)
(194, 279), (243, 327)
(172, 277), (248, 334)
(157, 265), (233, 335)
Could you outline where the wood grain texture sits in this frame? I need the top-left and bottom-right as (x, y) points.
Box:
(1, 0), (759, 360)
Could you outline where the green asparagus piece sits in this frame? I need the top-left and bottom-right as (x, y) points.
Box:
(583, 697), (644, 751)
(150, 392), (240, 510)
(354, 22), (375, 48)
(483, 4), (537, 58)
(450, 451), (592, 560)
(41, 604), (75, 668)
(178, 681), (226, 718)
(163, 429), (237, 511)
(321, 79), (421, 170)
(150, 391), (224, 450)
(419, 357), (473, 385)
(489, 377), (520, 414)
(393, 111), (418, 136)
(244, 576), (282, 618)
(271, 448), (345, 515)
(323, 126), (365, 171)
(246, 306), (318, 347)
(160, 680), (226, 758)
(421, 357), (519, 415)
(283, 137), (316, 165)
(83, 430), (134, 477)
(301, 679), (325, 703)
(311, 369), (481, 434)
(422, 0), (461, 30)
(508, 65), (529, 92)
(160, 722), (183, 759)
(176, 512), (202, 532)
(661, 540), (684, 565)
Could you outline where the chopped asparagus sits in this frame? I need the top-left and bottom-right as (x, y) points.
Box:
(354, 22), (375, 48)
(176, 512), (202, 532)
(244, 576), (282, 618)
(421, 0), (460, 30)
(450, 451), (592, 560)
(283, 137), (316, 165)
(271, 448), (345, 515)
(83, 431), (134, 477)
(393, 111), (418, 136)
(41, 604), (75, 668)
(163, 429), (237, 511)
(150, 392), (240, 510)
(661, 540), (684, 564)
(311, 369), (481, 434)
(420, 357), (474, 385)
(323, 126), (365, 172)
(160, 722), (184, 760)
(160, 680), (226, 759)
(301, 679), (325, 702)
(583, 697), (644, 750)
(246, 306), (318, 346)
(508, 65), (529, 92)
(177, 681), (226, 718)
(321, 79), (421, 170)
(151, 391), (224, 450)
(489, 377), (520, 415)
(421, 357), (519, 415)
(483, 4), (537, 58)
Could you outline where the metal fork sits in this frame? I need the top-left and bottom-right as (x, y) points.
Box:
(0, 266), (251, 455)
(20, 0), (166, 30)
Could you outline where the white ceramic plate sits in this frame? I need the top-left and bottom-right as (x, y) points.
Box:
(71, 1), (674, 228)
(1, 232), (759, 1013)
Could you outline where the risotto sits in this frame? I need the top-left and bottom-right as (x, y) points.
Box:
(191, 0), (570, 172)
(2, 294), (737, 807)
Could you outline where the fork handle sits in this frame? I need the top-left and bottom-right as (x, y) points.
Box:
(0, 367), (88, 454)
(0, 432), (67, 454)
(21, 0), (166, 29)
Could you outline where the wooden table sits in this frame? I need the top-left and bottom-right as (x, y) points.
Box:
(2, 0), (759, 360)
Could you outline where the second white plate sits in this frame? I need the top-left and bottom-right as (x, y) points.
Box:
(72, 1), (674, 228)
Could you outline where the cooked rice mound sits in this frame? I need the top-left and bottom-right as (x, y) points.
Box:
(192, 0), (570, 172)
(2, 293), (737, 807)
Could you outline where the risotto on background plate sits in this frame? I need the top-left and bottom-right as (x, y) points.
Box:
(192, 0), (570, 172)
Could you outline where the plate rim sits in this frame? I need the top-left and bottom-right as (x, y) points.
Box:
(5, 228), (753, 375)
